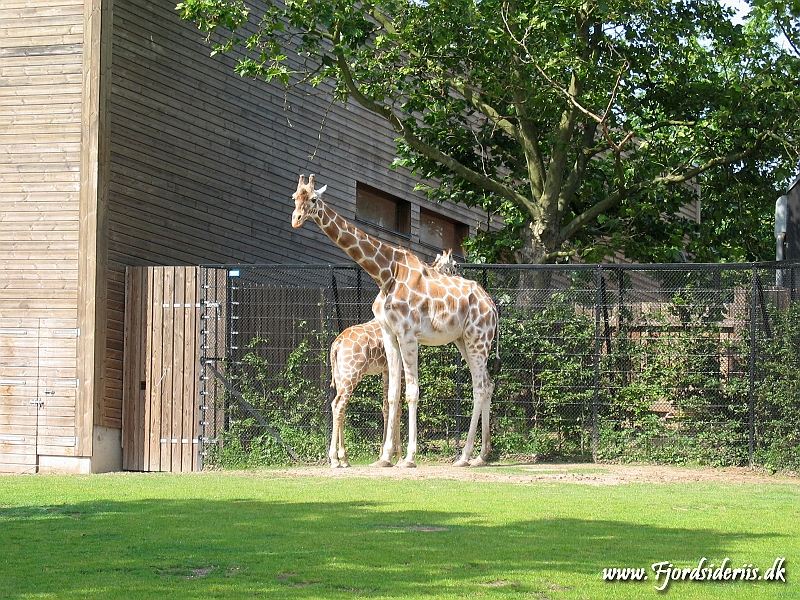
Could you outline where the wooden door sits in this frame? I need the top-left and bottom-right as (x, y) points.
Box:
(35, 322), (80, 462)
(0, 320), (78, 473)
(0, 322), (38, 473)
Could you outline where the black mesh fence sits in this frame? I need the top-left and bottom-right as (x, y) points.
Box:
(198, 261), (800, 470)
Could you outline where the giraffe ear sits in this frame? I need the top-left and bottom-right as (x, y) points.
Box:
(314, 184), (327, 198)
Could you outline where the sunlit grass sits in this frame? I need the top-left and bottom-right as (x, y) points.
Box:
(0, 470), (797, 599)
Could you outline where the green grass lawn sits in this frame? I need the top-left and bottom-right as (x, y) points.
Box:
(0, 468), (797, 599)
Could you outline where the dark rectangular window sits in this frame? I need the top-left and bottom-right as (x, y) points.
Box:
(420, 208), (468, 257)
(356, 182), (411, 235)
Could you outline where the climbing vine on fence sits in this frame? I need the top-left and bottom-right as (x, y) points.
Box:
(200, 264), (800, 471)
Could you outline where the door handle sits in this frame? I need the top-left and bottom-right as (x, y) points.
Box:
(29, 399), (44, 407)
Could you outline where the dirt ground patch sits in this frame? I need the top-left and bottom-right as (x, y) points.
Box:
(267, 462), (799, 486)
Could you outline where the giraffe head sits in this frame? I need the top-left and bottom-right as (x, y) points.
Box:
(430, 249), (458, 275)
(291, 174), (327, 228)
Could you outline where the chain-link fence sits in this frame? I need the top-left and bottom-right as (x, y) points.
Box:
(198, 261), (800, 470)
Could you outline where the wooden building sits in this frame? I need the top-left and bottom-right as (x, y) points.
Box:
(0, 0), (495, 473)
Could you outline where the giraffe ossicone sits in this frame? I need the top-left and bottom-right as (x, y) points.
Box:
(292, 174), (499, 468)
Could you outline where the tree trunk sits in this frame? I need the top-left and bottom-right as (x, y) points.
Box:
(513, 221), (557, 307)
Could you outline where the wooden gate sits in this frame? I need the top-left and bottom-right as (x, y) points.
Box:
(122, 267), (201, 472)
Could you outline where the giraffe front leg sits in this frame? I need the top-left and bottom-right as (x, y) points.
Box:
(397, 341), (419, 468)
(371, 393), (400, 467)
(380, 372), (402, 463)
(371, 340), (401, 467)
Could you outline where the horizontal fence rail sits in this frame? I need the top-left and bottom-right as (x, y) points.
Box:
(198, 261), (800, 470)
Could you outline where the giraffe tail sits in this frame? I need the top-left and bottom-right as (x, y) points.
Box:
(328, 341), (339, 404)
(489, 310), (502, 376)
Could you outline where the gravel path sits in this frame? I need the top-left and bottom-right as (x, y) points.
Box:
(265, 462), (798, 486)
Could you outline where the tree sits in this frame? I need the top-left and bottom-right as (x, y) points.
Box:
(686, 0), (800, 262)
(178, 0), (800, 264)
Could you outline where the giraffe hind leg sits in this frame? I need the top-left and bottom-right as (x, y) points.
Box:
(453, 340), (493, 467)
(472, 375), (494, 465)
(329, 389), (349, 468)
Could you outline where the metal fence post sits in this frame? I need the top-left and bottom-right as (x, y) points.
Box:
(748, 266), (757, 467)
(325, 266), (335, 452)
(198, 266), (207, 471)
(224, 268), (238, 434)
(592, 266), (602, 462)
(454, 353), (463, 459)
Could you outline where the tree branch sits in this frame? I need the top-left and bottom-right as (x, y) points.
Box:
(558, 120), (601, 214)
(776, 16), (800, 57)
(558, 131), (773, 244)
(451, 81), (524, 146)
(540, 70), (582, 220)
(333, 52), (540, 218)
(510, 65), (546, 199)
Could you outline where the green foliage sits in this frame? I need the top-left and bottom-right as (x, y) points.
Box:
(747, 301), (800, 471)
(210, 333), (330, 467)
(179, 0), (800, 264)
(597, 317), (750, 467)
(491, 295), (597, 458)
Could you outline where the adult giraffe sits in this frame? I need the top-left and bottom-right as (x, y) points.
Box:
(292, 175), (498, 467)
(327, 251), (459, 468)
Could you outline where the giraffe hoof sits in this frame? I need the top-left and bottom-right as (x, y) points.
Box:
(370, 459), (394, 468)
(396, 460), (417, 468)
(453, 459), (470, 467)
(469, 457), (487, 467)
(340, 462), (350, 468)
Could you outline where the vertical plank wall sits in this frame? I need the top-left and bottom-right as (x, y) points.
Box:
(123, 267), (200, 472)
(0, 0), (86, 473)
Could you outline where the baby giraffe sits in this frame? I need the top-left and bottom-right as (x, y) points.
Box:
(328, 251), (459, 468)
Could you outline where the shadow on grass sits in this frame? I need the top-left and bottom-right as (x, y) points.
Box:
(0, 498), (783, 598)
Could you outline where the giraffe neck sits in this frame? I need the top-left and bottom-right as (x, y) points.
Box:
(312, 200), (397, 288)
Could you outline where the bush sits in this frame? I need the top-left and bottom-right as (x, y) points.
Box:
(203, 273), (800, 472)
